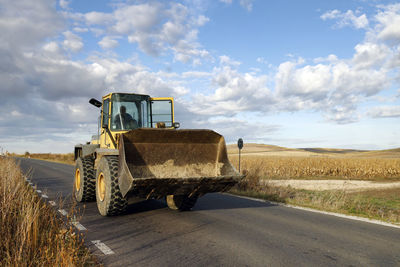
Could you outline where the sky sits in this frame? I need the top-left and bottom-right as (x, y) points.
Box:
(0, 0), (399, 154)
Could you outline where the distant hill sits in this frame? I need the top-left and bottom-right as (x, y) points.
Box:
(227, 143), (400, 158)
(299, 148), (368, 154)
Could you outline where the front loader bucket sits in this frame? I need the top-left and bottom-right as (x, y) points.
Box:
(118, 128), (242, 199)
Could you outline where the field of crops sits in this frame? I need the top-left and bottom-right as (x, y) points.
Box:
(229, 155), (400, 180)
(227, 145), (400, 224)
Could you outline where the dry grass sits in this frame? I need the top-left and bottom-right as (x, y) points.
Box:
(0, 156), (97, 266)
(231, 185), (400, 224)
(231, 166), (400, 223)
(230, 155), (400, 180)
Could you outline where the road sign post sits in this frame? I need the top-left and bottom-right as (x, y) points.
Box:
(237, 138), (243, 173)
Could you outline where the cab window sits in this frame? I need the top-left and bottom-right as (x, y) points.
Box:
(110, 94), (150, 130)
(151, 100), (173, 128)
(102, 99), (109, 128)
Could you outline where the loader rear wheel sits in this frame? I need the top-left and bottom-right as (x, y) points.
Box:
(166, 195), (198, 211)
(96, 156), (127, 216)
(74, 157), (96, 202)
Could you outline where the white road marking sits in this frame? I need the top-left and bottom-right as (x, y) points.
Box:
(41, 194), (49, 199)
(72, 221), (87, 231)
(36, 190), (42, 193)
(92, 240), (115, 255)
(49, 201), (56, 206)
(58, 209), (68, 216)
(227, 193), (400, 229)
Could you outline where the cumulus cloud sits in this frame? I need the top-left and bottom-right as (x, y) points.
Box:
(274, 54), (389, 123)
(63, 2), (210, 63)
(189, 65), (274, 116)
(220, 55), (241, 66)
(62, 31), (83, 52)
(0, 0), (63, 49)
(321, 9), (369, 29)
(85, 11), (113, 25)
(59, 0), (69, 9)
(368, 106), (400, 118)
(265, 5), (400, 123)
(98, 36), (119, 49)
(186, 1), (398, 124)
(352, 42), (390, 69)
(43, 42), (60, 53)
(73, 27), (89, 33)
(374, 4), (400, 43)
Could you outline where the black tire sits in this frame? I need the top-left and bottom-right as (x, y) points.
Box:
(166, 195), (198, 211)
(96, 156), (127, 216)
(74, 157), (96, 202)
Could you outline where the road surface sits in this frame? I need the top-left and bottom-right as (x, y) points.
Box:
(17, 158), (400, 266)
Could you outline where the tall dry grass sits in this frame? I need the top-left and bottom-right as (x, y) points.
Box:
(0, 156), (96, 266)
(230, 155), (400, 180)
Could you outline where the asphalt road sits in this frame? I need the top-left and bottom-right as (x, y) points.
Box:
(17, 158), (400, 266)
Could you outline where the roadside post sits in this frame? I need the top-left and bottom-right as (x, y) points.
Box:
(237, 138), (244, 173)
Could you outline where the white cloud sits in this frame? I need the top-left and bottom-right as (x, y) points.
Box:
(43, 42), (60, 53)
(368, 106), (400, 118)
(0, 0), (63, 49)
(374, 4), (400, 43)
(85, 11), (113, 25)
(240, 0), (253, 12)
(352, 42), (390, 69)
(62, 31), (83, 52)
(219, 0), (253, 11)
(73, 27), (89, 33)
(59, 0), (69, 9)
(321, 9), (369, 29)
(66, 2), (210, 64)
(114, 3), (162, 33)
(196, 15), (210, 26)
(182, 71), (212, 78)
(275, 61), (332, 100)
(314, 54), (338, 63)
(220, 55), (241, 66)
(189, 66), (274, 115)
(98, 36), (119, 49)
(274, 55), (389, 123)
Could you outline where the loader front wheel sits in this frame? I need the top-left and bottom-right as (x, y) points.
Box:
(74, 157), (96, 202)
(166, 195), (198, 211)
(96, 156), (127, 216)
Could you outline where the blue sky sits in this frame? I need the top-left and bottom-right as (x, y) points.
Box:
(0, 0), (399, 153)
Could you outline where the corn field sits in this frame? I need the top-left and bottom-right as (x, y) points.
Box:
(230, 155), (400, 180)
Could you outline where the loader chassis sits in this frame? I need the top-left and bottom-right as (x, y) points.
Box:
(74, 93), (242, 216)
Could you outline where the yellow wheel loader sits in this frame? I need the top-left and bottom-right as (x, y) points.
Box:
(74, 92), (243, 216)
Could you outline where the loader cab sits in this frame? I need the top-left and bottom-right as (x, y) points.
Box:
(98, 93), (176, 149)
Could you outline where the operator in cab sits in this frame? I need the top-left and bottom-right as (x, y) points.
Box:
(114, 105), (138, 130)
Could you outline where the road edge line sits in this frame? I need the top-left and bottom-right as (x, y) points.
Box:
(91, 240), (115, 255)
